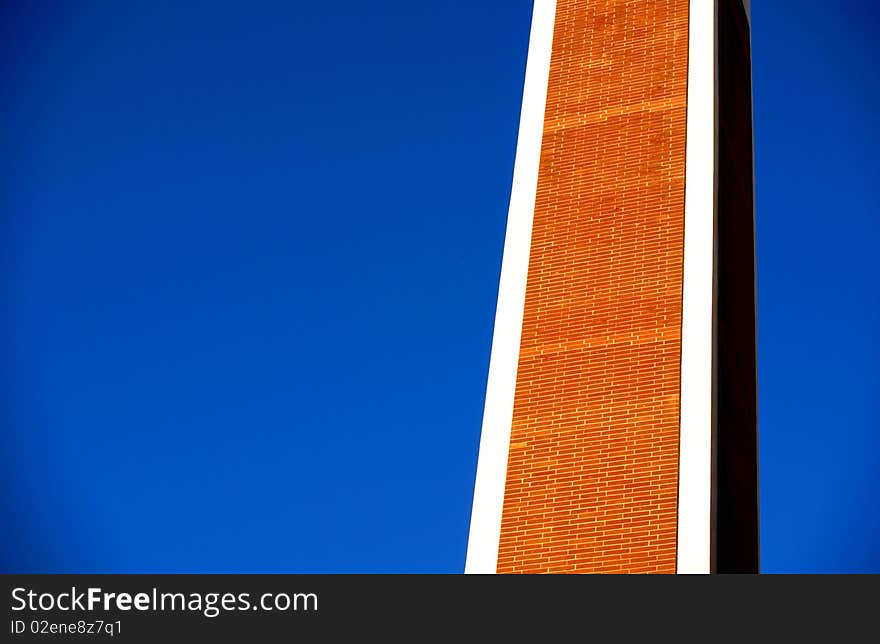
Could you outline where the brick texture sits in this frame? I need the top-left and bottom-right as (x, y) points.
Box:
(496, 0), (689, 573)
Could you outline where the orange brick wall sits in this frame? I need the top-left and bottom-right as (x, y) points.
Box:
(496, 0), (689, 573)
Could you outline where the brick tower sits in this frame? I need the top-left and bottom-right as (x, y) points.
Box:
(466, 0), (757, 574)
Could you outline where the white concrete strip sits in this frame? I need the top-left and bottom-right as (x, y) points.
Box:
(676, 0), (717, 575)
(464, 0), (557, 574)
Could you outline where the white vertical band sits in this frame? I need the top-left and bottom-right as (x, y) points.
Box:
(464, 0), (557, 574)
(677, 0), (717, 575)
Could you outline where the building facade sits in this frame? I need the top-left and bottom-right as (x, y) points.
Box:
(466, 0), (757, 574)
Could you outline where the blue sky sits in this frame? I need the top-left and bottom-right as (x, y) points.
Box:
(2, 1), (877, 573)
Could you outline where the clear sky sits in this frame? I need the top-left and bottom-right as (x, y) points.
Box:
(2, 1), (878, 573)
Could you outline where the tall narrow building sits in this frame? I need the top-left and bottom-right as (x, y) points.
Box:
(466, 0), (757, 574)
